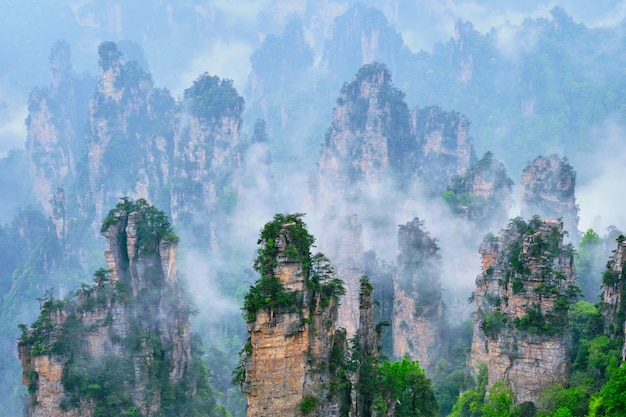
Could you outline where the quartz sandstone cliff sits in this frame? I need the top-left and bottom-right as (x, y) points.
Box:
(240, 215), (381, 417)
(18, 200), (203, 416)
(444, 151), (513, 230)
(601, 235), (626, 361)
(520, 155), (579, 244)
(25, 41), (244, 251)
(314, 63), (476, 335)
(241, 217), (345, 416)
(469, 218), (578, 404)
(392, 218), (445, 372)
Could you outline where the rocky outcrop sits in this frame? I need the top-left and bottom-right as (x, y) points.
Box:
(314, 62), (476, 212)
(600, 235), (626, 360)
(171, 73), (244, 249)
(25, 41), (245, 251)
(392, 218), (445, 372)
(453, 20), (475, 84)
(240, 215), (347, 417)
(411, 106), (474, 196)
(86, 42), (175, 227)
(322, 214), (366, 338)
(520, 155), (579, 244)
(323, 4), (404, 84)
(443, 151), (513, 229)
(25, 41), (89, 233)
(18, 199), (212, 417)
(469, 217), (578, 404)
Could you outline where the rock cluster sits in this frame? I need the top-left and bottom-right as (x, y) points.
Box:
(469, 218), (578, 403)
(392, 218), (445, 372)
(520, 154), (579, 244)
(18, 200), (201, 417)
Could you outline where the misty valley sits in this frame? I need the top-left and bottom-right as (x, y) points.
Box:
(3, 2), (626, 417)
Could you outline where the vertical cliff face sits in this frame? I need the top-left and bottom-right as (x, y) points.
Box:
(315, 63), (477, 212)
(25, 41), (90, 234)
(469, 217), (578, 404)
(323, 4), (404, 82)
(411, 106), (474, 196)
(171, 73), (244, 248)
(392, 218), (445, 372)
(601, 236), (626, 360)
(240, 214), (347, 417)
(18, 199), (215, 417)
(520, 155), (579, 244)
(87, 42), (175, 226)
(443, 151), (513, 229)
(322, 214), (366, 338)
(25, 41), (245, 251)
(315, 62), (407, 211)
(453, 20), (475, 84)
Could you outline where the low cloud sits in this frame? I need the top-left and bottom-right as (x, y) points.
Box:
(575, 119), (626, 233)
(0, 91), (27, 156)
(172, 39), (254, 97)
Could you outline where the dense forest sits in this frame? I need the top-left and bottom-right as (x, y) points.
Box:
(2, 1), (626, 416)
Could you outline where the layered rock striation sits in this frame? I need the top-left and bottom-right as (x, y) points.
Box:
(601, 235), (626, 360)
(240, 214), (347, 417)
(520, 155), (579, 244)
(18, 199), (216, 417)
(239, 214), (384, 417)
(392, 218), (445, 372)
(25, 41), (245, 250)
(469, 217), (578, 404)
(443, 151), (513, 230)
(314, 62), (476, 212)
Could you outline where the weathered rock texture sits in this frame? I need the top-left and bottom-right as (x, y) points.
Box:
(25, 40), (91, 238)
(241, 217), (380, 417)
(25, 41), (244, 251)
(520, 155), (579, 244)
(392, 218), (445, 372)
(410, 106), (474, 196)
(171, 73), (244, 248)
(444, 151), (513, 230)
(324, 214), (366, 338)
(601, 236), (626, 360)
(241, 219), (343, 417)
(313, 62), (476, 336)
(314, 62), (476, 211)
(18, 200), (200, 416)
(469, 218), (578, 404)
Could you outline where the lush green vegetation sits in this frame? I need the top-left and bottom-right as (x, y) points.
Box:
(242, 213), (344, 322)
(442, 152), (513, 227)
(17, 202), (228, 416)
(448, 300), (625, 417)
(101, 197), (179, 252)
(183, 73), (244, 121)
(373, 356), (438, 417)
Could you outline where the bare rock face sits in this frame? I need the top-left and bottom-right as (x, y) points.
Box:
(392, 218), (445, 372)
(18, 199), (202, 417)
(171, 73), (244, 249)
(87, 42), (175, 227)
(411, 106), (474, 196)
(443, 151), (513, 230)
(321, 214), (366, 338)
(315, 62), (476, 209)
(25, 41), (86, 233)
(240, 215), (347, 417)
(315, 62), (406, 212)
(601, 235), (626, 360)
(520, 155), (579, 244)
(469, 217), (578, 404)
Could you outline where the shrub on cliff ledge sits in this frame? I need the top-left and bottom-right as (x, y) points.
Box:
(243, 213), (344, 322)
(100, 197), (179, 252)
